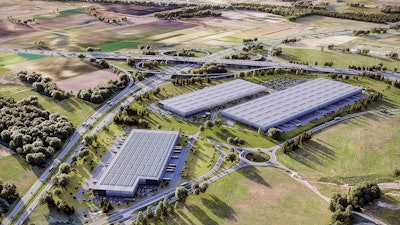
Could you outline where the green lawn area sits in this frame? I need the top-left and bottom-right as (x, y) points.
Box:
(0, 154), (43, 195)
(278, 113), (400, 187)
(147, 113), (200, 135)
(275, 48), (400, 72)
(96, 41), (145, 52)
(183, 140), (218, 180)
(150, 166), (331, 225)
(201, 126), (277, 148)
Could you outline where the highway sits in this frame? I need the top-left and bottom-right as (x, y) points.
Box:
(1, 47), (400, 81)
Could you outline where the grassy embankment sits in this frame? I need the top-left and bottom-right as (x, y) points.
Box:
(148, 166), (332, 225)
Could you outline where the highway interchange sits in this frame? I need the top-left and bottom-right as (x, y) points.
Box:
(1, 28), (400, 224)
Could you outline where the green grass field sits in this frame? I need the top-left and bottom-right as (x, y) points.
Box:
(218, 36), (243, 44)
(275, 48), (400, 72)
(201, 126), (277, 148)
(96, 41), (145, 52)
(150, 166), (331, 225)
(0, 54), (45, 67)
(184, 140), (218, 180)
(364, 195), (400, 225)
(278, 113), (400, 186)
(0, 155), (43, 195)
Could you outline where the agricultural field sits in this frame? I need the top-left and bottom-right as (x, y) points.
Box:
(278, 113), (400, 187)
(152, 166), (331, 225)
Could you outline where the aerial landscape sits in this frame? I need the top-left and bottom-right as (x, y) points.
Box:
(0, 0), (399, 224)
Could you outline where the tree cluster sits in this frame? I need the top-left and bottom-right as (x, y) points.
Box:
(86, 47), (101, 52)
(189, 63), (227, 74)
(348, 63), (389, 72)
(348, 3), (364, 8)
(0, 96), (74, 165)
(113, 105), (150, 128)
(141, 60), (168, 69)
(243, 37), (257, 43)
(224, 52), (250, 60)
(172, 49), (196, 57)
(329, 182), (380, 224)
(100, 200), (113, 213)
(175, 187), (189, 202)
(0, 179), (18, 216)
(267, 127), (282, 139)
(381, 5), (400, 14)
(39, 190), (75, 215)
(281, 37), (300, 44)
(226, 136), (245, 146)
(272, 47), (283, 56)
(18, 71), (70, 100)
(281, 132), (312, 154)
(77, 72), (129, 104)
(387, 52), (398, 60)
(191, 182), (208, 195)
(242, 43), (264, 52)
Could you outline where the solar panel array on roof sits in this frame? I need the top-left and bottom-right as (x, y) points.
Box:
(93, 129), (179, 197)
(222, 78), (362, 131)
(159, 79), (267, 117)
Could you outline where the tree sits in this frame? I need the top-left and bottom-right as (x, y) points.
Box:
(162, 197), (169, 215)
(154, 201), (163, 219)
(199, 182), (208, 193)
(267, 128), (282, 139)
(225, 152), (237, 162)
(146, 205), (153, 218)
(39, 190), (55, 207)
(329, 193), (349, 212)
(175, 187), (189, 202)
(258, 127), (263, 136)
(137, 211), (146, 225)
(59, 163), (71, 174)
(0, 181), (17, 200)
(52, 173), (70, 186)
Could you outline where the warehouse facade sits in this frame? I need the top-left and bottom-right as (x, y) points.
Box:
(158, 79), (267, 117)
(221, 78), (363, 131)
(93, 129), (179, 197)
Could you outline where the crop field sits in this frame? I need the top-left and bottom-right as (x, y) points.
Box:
(56, 69), (116, 94)
(275, 48), (400, 72)
(0, 54), (45, 67)
(154, 166), (331, 225)
(278, 113), (400, 187)
(5, 57), (101, 81)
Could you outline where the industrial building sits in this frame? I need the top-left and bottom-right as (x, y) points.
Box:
(221, 78), (363, 131)
(93, 130), (179, 197)
(158, 79), (267, 117)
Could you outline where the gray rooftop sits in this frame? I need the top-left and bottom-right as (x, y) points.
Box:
(94, 129), (179, 193)
(159, 79), (267, 116)
(222, 78), (363, 130)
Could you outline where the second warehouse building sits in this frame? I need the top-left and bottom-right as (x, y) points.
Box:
(158, 79), (267, 117)
(222, 78), (363, 131)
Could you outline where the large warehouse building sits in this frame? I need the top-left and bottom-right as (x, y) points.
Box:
(221, 78), (363, 131)
(93, 129), (179, 197)
(158, 79), (267, 117)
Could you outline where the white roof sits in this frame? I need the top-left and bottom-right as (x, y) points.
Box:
(94, 129), (179, 193)
(222, 78), (362, 130)
(159, 79), (267, 116)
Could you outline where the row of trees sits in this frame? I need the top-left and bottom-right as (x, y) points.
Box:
(329, 182), (381, 224)
(18, 71), (70, 100)
(0, 96), (74, 165)
(348, 63), (389, 72)
(281, 132), (312, 154)
(243, 37), (258, 43)
(189, 63), (227, 74)
(172, 49), (196, 57)
(85, 7), (128, 24)
(7, 16), (35, 25)
(353, 27), (387, 36)
(281, 37), (300, 44)
(171, 76), (212, 86)
(77, 71), (129, 104)
(154, 5), (223, 20)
